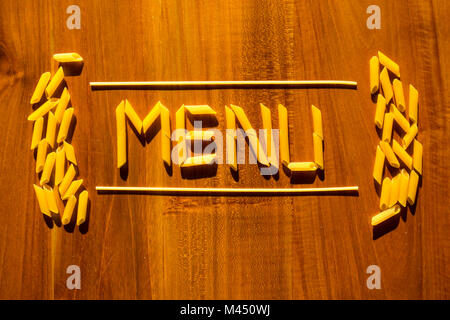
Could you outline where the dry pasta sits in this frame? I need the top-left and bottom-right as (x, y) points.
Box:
(374, 94), (386, 129)
(30, 117), (44, 150)
(142, 101), (161, 133)
(62, 179), (83, 200)
(392, 140), (412, 170)
(371, 205), (401, 226)
(225, 106), (237, 171)
(181, 154), (217, 167)
(379, 177), (391, 210)
(184, 105), (217, 115)
(175, 105), (186, 163)
(409, 84), (419, 123)
(380, 141), (400, 168)
(45, 67), (65, 98)
(27, 98), (59, 121)
(45, 112), (57, 148)
(33, 184), (50, 216)
(55, 146), (65, 185)
(369, 56), (379, 94)
(36, 139), (48, 173)
(380, 67), (394, 103)
(124, 99), (143, 133)
(57, 107), (74, 144)
(407, 170), (419, 205)
(278, 104), (290, 166)
(116, 100), (126, 168)
(389, 174), (401, 207)
(63, 141), (77, 165)
(40, 152), (56, 185)
(402, 123), (418, 149)
(77, 190), (88, 225)
(393, 79), (406, 112)
(59, 164), (76, 196)
(43, 185), (59, 214)
(54, 87), (70, 124)
(30, 72), (51, 104)
(413, 139), (423, 175)
(390, 104), (410, 132)
(62, 195), (77, 225)
(372, 145), (385, 184)
(287, 162), (317, 172)
(311, 105), (323, 139)
(53, 52), (83, 63)
(160, 104), (172, 165)
(398, 169), (409, 207)
(260, 103), (272, 159)
(382, 112), (394, 142)
(187, 130), (216, 141)
(313, 133), (323, 170)
(378, 51), (401, 77)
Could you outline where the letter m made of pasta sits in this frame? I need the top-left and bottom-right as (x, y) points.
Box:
(116, 100), (171, 168)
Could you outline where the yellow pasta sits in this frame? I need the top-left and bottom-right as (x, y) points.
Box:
(372, 145), (385, 185)
(389, 174), (401, 207)
(30, 117), (44, 150)
(160, 104), (171, 165)
(43, 185), (59, 214)
(174, 105), (186, 163)
(124, 99), (143, 134)
(187, 130), (216, 141)
(230, 104), (254, 133)
(54, 87), (70, 124)
(374, 94), (386, 129)
(184, 105), (217, 115)
(62, 195), (77, 225)
(142, 101), (161, 133)
(311, 105), (323, 139)
(181, 154), (217, 167)
(398, 169), (409, 207)
(392, 140), (412, 170)
(371, 205), (401, 226)
(57, 107), (74, 144)
(53, 52), (83, 63)
(63, 141), (77, 165)
(393, 79), (406, 112)
(45, 67), (65, 98)
(390, 104), (410, 132)
(382, 112), (394, 142)
(55, 146), (65, 185)
(380, 141), (400, 168)
(380, 67), (394, 103)
(313, 133), (323, 170)
(287, 162), (317, 172)
(116, 100), (126, 168)
(33, 184), (50, 216)
(378, 51), (400, 77)
(278, 104), (290, 166)
(369, 56), (379, 94)
(225, 106), (237, 171)
(36, 139), (48, 173)
(409, 84), (419, 123)
(260, 103), (272, 158)
(77, 190), (88, 225)
(413, 139), (423, 175)
(379, 177), (391, 210)
(27, 98), (59, 121)
(40, 152), (56, 185)
(402, 123), (418, 149)
(407, 170), (419, 205)
(59, 164), (76, 196)
(45, 112), (57, 148)
(62, 179), (83, 200)
(30, 72), (51, 104)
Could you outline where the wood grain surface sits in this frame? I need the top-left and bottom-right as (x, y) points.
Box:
(0, 0), (449, 299)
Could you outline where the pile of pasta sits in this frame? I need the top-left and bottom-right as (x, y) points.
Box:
(29, 53), (88, 227)
(370, 51), (422, 226)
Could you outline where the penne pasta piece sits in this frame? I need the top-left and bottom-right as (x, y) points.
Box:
(160, 104), (171, 165)
(43, 185), (59, 214)
(393, 79), (406, 112)
(260, 103), (272, 158)
(62, 179), (83, 200)
(402, 123), (418, 149)
(45, 112), (57, 148)
(33, 184), (51, 216)
(54, 87), (70, 124)
(184, 105), (217, 115)
(369, 56), (379, 94)
(398, 169), (409, 207)
(379, 177), (391, 210)
(225, 106), (237, 171)
(40, 152), (56, 185)
(407, 170), (419, 205)
(55, 146), (65, 185)
(371, 205), (401, 226)
(389, 174), (401, 207)
(372, 145), (385, 184)
(382, 112), (394, 142)
(62, 195), (77, 225)
(59, 164), (76, 196)
(380, 141), (400, 168)
(56, 107), (74, 144)
(380, 67), (394, 103)
(287, 162), (317, 172)
(230, 104), (254, 133)
(186, 130), (216, 141)
(30, 117), (44, 150)
(36, 139), (48, 173)
(63, 141), (77, 165)
(278, 104), (290, 166)
(413, 139), (423, 175)
(45, 67), (65, 98)
(390, 104), (410, 132)
(374, 94), (386, 129)
(409, 84), (419, 123)
(116, 100), (127, 168)
(175, 105), (186, 163)
(311, 105), (323, 139)
(142, 101), (161, 133)
(313, 133), (323, 170)
(77, 190), (88, 225)
(27, 98), (59, 121)
(30, 72), (51, 104)
(392, 140), (412, 170)
(378, 51), (400, 77)
(53, 52), (83, 63)
(124, 99), (143, 134)
(181, 154), (217, 167)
